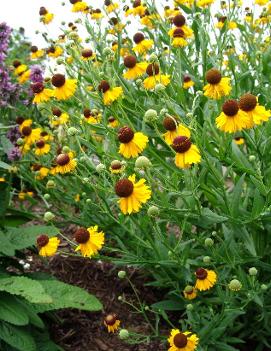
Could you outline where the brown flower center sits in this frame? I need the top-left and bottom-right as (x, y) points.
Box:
(163, 117), (177, 131)
(222, 99), (239, 116)
(115, 179), (134, 197)
(183, 75), (191, 83)
(104, 0), (111, 5)
(31, 82), (44, 94)
(36, 139), (45, 148)
(173, 14), (186, 27)
(22, 126), (32, 136)
(13, 60), (21, 68)
(110, 17), (118, 25)
(173, 28), (185, 38)
(31, 46), (38, 53)
(239, 93), (257, 112)
(32, 164), (42, 171)
(75, 228), (90, 244)
(70, 0), (80, 3)
(111, 162), (122, 170)
(98, 80), (110, 93)
(172, 136), (191, 153)
(206, 68), (222, 84)
(146, 63), (159, 76)
(83, 108), (91, 118)
(173, 333), (188, 348)
(124, 55), (137, 68)
(118, 126), (134, 143)
(133, 0), (141, 7)
(56, 153), (70, 166)
(52, 107), (62, 117)
(184, 286), (194, 294)
(82, 49), (93, 58)
(39, 7), (47, 15)
(37, 234), (49, 248)
(105, 314), (117, 326)
(133, 32), (144, 44)
(47, 46), (56, 54)
(108, 116), (116, 123)
(52, 74), (66, 88)
(196, 267), (208, 280)
(16, 116), (25, 125)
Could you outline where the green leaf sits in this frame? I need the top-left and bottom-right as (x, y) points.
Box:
(195, 208), (228, 229)
(0, 276), (53, 304)
(230, 174), (246, 217)
(0, 161), (12, 171)
(231, 143), (254, 173)
(33, 280), (102, 313)
(0, 294), (29, 326)
(151, 299), (185, 311)
(0, 322), (36, 351)
(0, 136), (14, 154)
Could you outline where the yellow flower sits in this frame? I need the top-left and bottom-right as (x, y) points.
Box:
(30, 46), (44, 59)
(105, 1), (119, 13)
(21, 126), (41, 146)
(51, 74), (77, 100)
(109, 160), (125, 174)
(35, 167), (50, 180)
(168, 329), (199, 351)
(32, 83), (53, 104)
(203, 68), (231, 99)
(14, 64), (27, 75)
(71, 1), (88, 12)
(234, 137), (245, 145)
(115, 175), (151, 215)
(81, 48), (96, 61)
(239, 93), (270, 127)
(35, 139), (51, 156)
(183, 75), (194, 89)
(51, 108), (69, 126)
(132, 33), (153, 54)
(132, 4), (146, 16)
(47, 46), (63, 58)
(18, 70), (30, 84)
(98, 80), (123, 106)
(216, 99), (251, 133)
(104, 314), (121, 333)
(143, 63), (170, 90)
(18, 191), (33, 201)
(75, 226), (105, 257)
(172, 132), (201, 169)
(83, 108), (101, 124)
(55, 152), (77, 174)
(108, 116), (119, 128)
(197, 0), (215, 7)
(91, 10), (104, 20)
(183, 286), (197, 300)
(37, 235), (60, 257)
(123, 56), (148, 80)
(41, 13), (54, 25)
(255, 0), (268, 5)
(195, 268), (217, 291)
(0, 177), (5, 182)
(163, 116), (190, 145)
(118, 126), (148, 158)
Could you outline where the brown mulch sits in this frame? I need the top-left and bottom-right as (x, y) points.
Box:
(34, 255), (167, 351)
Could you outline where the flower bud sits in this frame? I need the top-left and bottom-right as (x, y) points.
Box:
(96, 163), (106, 173)
(261, 284), (268, 291)
(135, 156), (152, 169)
(86, 198), (91, 203)
(44, 211), (55, 222)
(144, 109), (158, 124)
(16, 138), (24, 146)
(62, 146), (70, 153)
(248, 267), (258, 276)
(186, 304), (194, 311)
(67, 127), (79, 136)
(149, 53), (158, 62)
(203, 256), (211, 263)
(160, 108), (168, 117)
(44, 193), (50, 200)
(118, 270), (126, 279)
(118, 295), (123, 301)
(204, 238), (214, 247)
(147, 205), (160, 217)
(228, 279), (242, 291)
(249, 155), (256, 162)
(46, 180), (55, 189)
(119, 329), (129, 340)
(103, 47), (114, 56)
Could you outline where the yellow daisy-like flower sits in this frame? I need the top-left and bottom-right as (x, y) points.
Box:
(35, 139), (51, 156)
(98, 80), (123, 106)
(255, 0), (268, 5)
(51, 108), (69, 127)
(0, 178), (5, 182)
(118, 126), (148, 158)
(171, 27), (188, 47)
(234, 137), (245, 145)
(30, 46), (44, 59)
(47, 46), (63, 58)
(74, 226), (105, 258)
(41, 13), (54, 25)
(36, 167), (50, 180)
(83, 108), (101, 124)
(14, 63), (27, 75)
(123, 56), (148, 80)
(55, 152), (77, 174)
(91, 10), (104, 20)
(104, 314), (121, 333)
(168, 15), (194, 40)
(197, 0), (214, 7)
(239, 93), (270, 127)
(109, 160), (125, 174)
(21, 126), (41, 146)
(168, 329), (199, 351)
(51, 74), (77, 100)
(195, 268), (217, 291)
(143, 63), (170, 90)
(216, 99), (251, 133)
(105, 1), (119, 13)
(18, 191), (34, 201)
(18, 70), (31, 84)
(32, 83), (54, 104)
(163, 116), (190, 145)
(81, 48), (96, 61)
(108, 116), (119, 128)
(37, 235), (60, 257)
(183, 75), (194, 89)
(115, 175), (151, 215)
(132, 32), (154, 54)
(71, 1), (88, 12)
(203, 68), (231, 100)
(172, 134), (201, 169)
(18, 118), (32, 132)
(132, 3), (146, 16)
(183, 285), (197, 300)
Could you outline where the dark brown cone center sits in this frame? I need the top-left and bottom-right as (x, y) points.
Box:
(173, 28), (185, 38)
(36, 139), (45, 148)
(173, 14), (186, 27)
(146, 63), (159, 76)
(52, 107), (62, 117)
(133, 32), (144, 44)
(124, 55), (137, 68)
(118, 126), (134, 143)
(115, 179), (134, 197)
(196, 268), (208, 280)
(163, 117), (177, 131)
(56, 153), (70, 166)
(183, 75), (191, 83)
(108, 116), (116, 123)
(31, 46), (38, 53)
(16, 116), (25, 125)
(239, 93), (257, 112)
(172, 136), (191, 153)
(82, 49), (93, 58)
(22, 126), (32, 136)
(75, 228), (90, 244)
(39, 7), (47, 15)
(222, 100), (239, 116)
(52, 74), (66, 88)
(105, 314), (117, 325)
(98, 80), (110, 93)
(83, 108), (91, 117)
(206, 68), (222, 84)
(32, 82), (44, 94)
(37, 234), (49, 248)
(173, 333), (188, 348)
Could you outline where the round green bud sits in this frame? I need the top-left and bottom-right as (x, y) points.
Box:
(83, 177), (89, 183)
(96, 163), (106, 173)
(44, 193), (50, 200)
(67, 127), (79, 136)
(16, 138), (24, 146)
(119, 329), (129, 340)
(86, 199), (91, 204)
(103, 47), (113, 56)
(155, 83), (166, 92)
(186, 304), (194, 311)
(147, 205), (160, 217)
(261, 284), (268, 291)
(118, 270), (126, 279)
(117, 295), (123, 301)
(149, 53), (158, 62)
(144, 109), (158, 124)
(62, 146), (70, 153)
(46, 180), (55, 189)
(211, 231), (217, 236)
(81, 192), (86, 197)
(160, 108), (168, 117)
(204, 238), (214, 247)
(44, 211), (55, 222)
(56, 58), (64, 65)
(249, 267), (258, 276)
(168, 250), (173, 256)
(135, 78), (142, 86)
(249, 155), (256, 162)
(228, 279), (242, 291)
(203, 256), (211, 263)
(196, 90), (203, 96)
(135, 156), (152, 169)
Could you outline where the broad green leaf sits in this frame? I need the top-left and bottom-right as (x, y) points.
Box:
(0, 161), (11, 171)
(0, 294), (29, 326)
(0, 322), (36, 351)
(195, 208), (228, 229)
